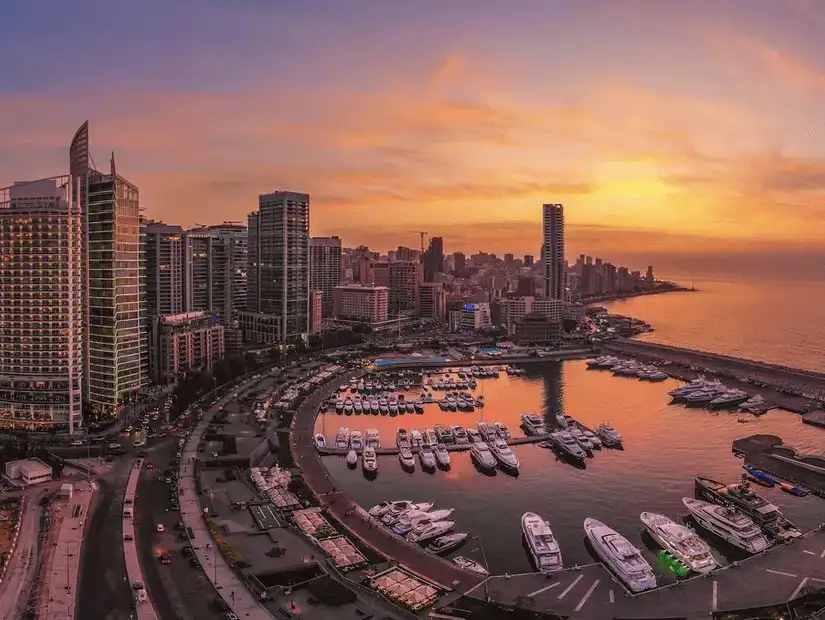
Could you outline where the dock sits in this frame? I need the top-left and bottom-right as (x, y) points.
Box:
(732, 434), (825, 497)
(317, 434), (551, 456)
(803, 411), (825, 429)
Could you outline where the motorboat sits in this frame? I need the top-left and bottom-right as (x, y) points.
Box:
(521, 512), (563, 572)
(580, 428), (602, 449)
(709, 389), (750, 409)
(584, 518), (657, 592)
(568, 427), (594, 455)
(353, 401), (363, 414)
(694, 477), (801, 541)
(520, 413), (547, 436)
(335, 399), (345, 413)
(434, 443), (452, 468)
(682, 497), (771, 553)
(397, 509), (456, 535)
(434, 424), (455, 444)
(381, 501), (434, 525)
(365, 429), (381, 448)
(398, 444), (416, 470)
(408, 520), (455, 543)
(488, 438), (519, 471)
(466, 427), (481, 443)
(470, 441), (497, 470)
(453, 556), (488, 575)
(410, 429), (423, 448)
(335, 427), (350, 449)
(362, 447), (378, 472)
(406, 401), (416, 414)
(742, 465), (775, 487)
(419, 443), (437, 470)
(313, 434), (326, 449)
(346, 449), (358, 467)
(779, 482), (808, 497)
(640, 512), (717, 574)
(396, 428), (409, 447)
(368, 500), (399, 517)
(426, 532), (468, 555)
(477, 422), (497, 442)
(414, 402), (424, 414)
(344, 403), (354, 415)
(594, 423), (623, 448)
(424, 428), (438, 447)
(550, 431), (587, 462)
(493, 421), (510, 439)
(451, 425), (469, 444)
(350, 430), (364, 452)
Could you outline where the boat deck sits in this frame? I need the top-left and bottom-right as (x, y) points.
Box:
(317, 434), (551, 456)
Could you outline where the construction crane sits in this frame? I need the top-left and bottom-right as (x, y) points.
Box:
(412, 231), (429, 254)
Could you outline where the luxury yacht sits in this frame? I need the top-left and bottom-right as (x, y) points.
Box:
(380, 501), (434, 525)
(397, 509), (456, 535)
(580, 428), (602, 449)
(594, 423), (623, 448)
(709, 389), (750, 409)
(362, 447), (378, 472)
(335, 399), (345, 413)
(682, 497), (771, 553)
(313, 434), (326, 449)
(493, 421), (510, 439)
(368, 500), (398, 517)
(434, 424), (455, 444)
(640, 512), (717, 574)
(477, 422), (497, 443)
(349, 430), (364, 452)
(568, 427), (594, 455)
(451, 425), (469, 444)
(550, 430), (587, 462)
(694, 477), (801, 540)
(466, 427), (482, 443)
(470, 441), (498, 471)
(346, 449), (358, 467)
(521, 512), (563, 572)
(335, 427), (350, 449)
(365, 429), (381, 448)
(419, 443), (437, 470)
(434, 443), (452, 468)
(353, 400), (363, 414)
(453, 556), (489, 575)
(426, 532), (468, 555)
(488, 438), (519, 471)
(396, 428), (409, 447)
(410, 428), (423, 448)
(408, 520), (455, 543)
(398, 443), (416, 470)
(584, 518), (657, 592)
(424, 428), (438, 447)
(520, 413), (547, 436)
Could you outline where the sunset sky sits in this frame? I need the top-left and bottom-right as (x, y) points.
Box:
(2, 0), (825, 266)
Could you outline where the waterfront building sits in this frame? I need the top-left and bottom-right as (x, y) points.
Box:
(0, 178), (84, 432)
(246, 191), (310, 343)
(543, 203), (566, 300)
(389, 260), (423, 315)
(149, 312), (225, 384)
(309, 290), (323, 334)
(416, 282), (446, 322)
(143, 221), (185, 316)
(309, 236), (342, 317)
(423, 236), (444, 282)
(70, 123), (148, 417)
(514, 313), (563, 347)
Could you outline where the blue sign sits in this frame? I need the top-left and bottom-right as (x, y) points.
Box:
(463, 303), (475, 311)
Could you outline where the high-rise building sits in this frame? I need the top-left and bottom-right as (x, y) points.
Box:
(504, 253), (514, 265)
(453, 251), (466, 276)
(333, 284), (389, 323)
(416, 282), (446, 322)
(71, 123), (148, 416)
(309, 290), (323, 334)
(309, 236), (342, 317)
(423, 236), (444, 282)
(246, 191), (310, 342)
(143, 222), (185, 316)
(524, 254), (534, 267)
(542, 203), (565, 300)
(389, 260), (423, 315)
(150, 312), (225, 384)
(0, 178), (84, 432)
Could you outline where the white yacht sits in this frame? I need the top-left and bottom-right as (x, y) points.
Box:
(396, 509), (456, 535)
(362, 447), (378, 472)
(353, 400), (363, 414)
(365, 429), (381, 448)
(434, 443), (452, 468)
(410, 429), (423, 448)
(488, 438), (519, 471)
(594, 423), (623, 448)
(419, 443), (437, 469)
(550, 431), (587, 461)
(521, 512), (563, 573)
(424, 428), (438, 447)
(381, 501), (434, 525)
(580, 428), (602, 449)
(313, 433), (326, 449)
(493, 421), (510, 439)
(451, 425), (469, 444)
(335, 399), (345, 413)
(640, 512), (717, 574)
(520, 413), (547, 436)
(398, 444), (416, 470)
(584, 518), (657, 593)
(408, 520), (455, 543)
(396, 428), (409, 447)
(335, 427), (350, 449)
(346, 449), (358, 467)
(466, 427), (482, 443)
(470, 441), (497, 471)
(682, 498), (771, 554)
(477, 422), (497, 442)
(368, 500), (398, 517)
(350, 430), (364, 452)
(568, 427), (594, 454)
(453, 556), (489, 576)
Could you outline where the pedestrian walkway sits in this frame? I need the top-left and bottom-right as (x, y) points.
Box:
(123, 460), (160, 620)
(179, 398), (273, 620)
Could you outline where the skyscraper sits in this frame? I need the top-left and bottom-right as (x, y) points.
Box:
(143, 221), (185, 316)
(542, 203), (565, 300)
(423, 236), (444, 282)
(0, 178), (84, 432)
(246, 191), (310, 342)
(389, 260), (423, 315)
(309, 236), (342, 317)
(70, 122), (148, 417)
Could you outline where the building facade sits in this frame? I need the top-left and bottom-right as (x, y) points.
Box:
(454, 302), (492, 331)
(543, 203), (565, 300)
(389, 260), (422, 315)
(150, 312), (225, 384)
(0, 178), (84, 432)
(423, 236), (444, 282)
(309, 290), (323, 334)
(333, 284), (389, 323)
(514, 313), (563, 347)
(309, 236), (342, 317)
(416, 282), (446, 322)
(247, 191), (310, 342)
(143, 221), (185, 316)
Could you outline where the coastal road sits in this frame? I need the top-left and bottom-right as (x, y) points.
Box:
(0, 494), (43, 620)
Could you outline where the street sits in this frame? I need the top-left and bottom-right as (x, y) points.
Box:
(0, 495), (43, 620)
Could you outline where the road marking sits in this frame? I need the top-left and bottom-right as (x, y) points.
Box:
(712, 580), (718, 611)
(557, 574), (584, 600)
(811, 577), (825, 584)
(821, 548), (825, 559)
(790, 577), (810, 600)
(804, 550), (817, 555)
(527, 581), (560, 597)
(574, 579), (600, 612)
(766, 568), (797, 578)
(609, 589), (615, 604)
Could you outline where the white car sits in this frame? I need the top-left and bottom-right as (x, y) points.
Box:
(156, 524), (165, 532)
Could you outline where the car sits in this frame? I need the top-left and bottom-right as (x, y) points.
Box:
(124, 534), (133, 541)
(160, 554), (172, 565)
(145, 463), (154, 470)
(182, 546), (194, 557)
(156, 524), (165, 532)
(189, 557), (200, 568)
(70, 439), (84, 446)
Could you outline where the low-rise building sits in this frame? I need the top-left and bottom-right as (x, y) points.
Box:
(452, 302), (492, 332)
(514, 313), (563, 347)
(151, 312), (225, 383)
(4, 458), (53, 486)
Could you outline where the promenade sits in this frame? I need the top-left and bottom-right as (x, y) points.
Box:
(0, 495), (40, 620)
(179, 401), (273, 619)
(291, 370), (485, 594)
(123, 459), (159, 620)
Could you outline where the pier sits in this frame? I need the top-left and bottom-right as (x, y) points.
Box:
(317, 434), (551, 456)
(733, 434), (825, 497)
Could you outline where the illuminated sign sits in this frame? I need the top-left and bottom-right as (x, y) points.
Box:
(463, 303), (475, 311)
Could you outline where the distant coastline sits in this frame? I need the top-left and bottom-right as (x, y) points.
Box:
(581, 283), (695, 305)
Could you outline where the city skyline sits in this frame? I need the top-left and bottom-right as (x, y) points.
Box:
(4, 2), (825, 262)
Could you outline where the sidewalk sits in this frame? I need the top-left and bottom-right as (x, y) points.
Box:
(179, 405), (272, 619)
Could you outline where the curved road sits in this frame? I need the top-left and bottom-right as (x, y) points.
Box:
(0, 496), (42, 620)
